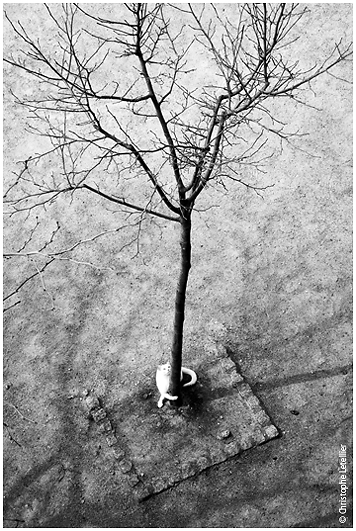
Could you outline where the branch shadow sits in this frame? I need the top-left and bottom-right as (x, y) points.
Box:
(253, 363), (352, 392)
(3, 289), (94, 528)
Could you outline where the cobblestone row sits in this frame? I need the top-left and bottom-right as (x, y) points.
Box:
(80, 389), (153, 502)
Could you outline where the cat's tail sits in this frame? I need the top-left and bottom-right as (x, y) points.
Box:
(182, 367), (197, 387)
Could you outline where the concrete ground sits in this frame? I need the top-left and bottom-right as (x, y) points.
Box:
(3, 3), (352, 529)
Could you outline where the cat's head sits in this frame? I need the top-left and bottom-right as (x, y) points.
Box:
(158, 362), (171, 375)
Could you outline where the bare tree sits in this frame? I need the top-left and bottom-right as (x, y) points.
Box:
(3, 3), (352, 403)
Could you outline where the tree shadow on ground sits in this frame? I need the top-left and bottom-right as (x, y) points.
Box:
(252, 363), (352, 391)
(3, 373), (87, 527)
(4, 358), (352, 528)
(3, 289), (95, 527)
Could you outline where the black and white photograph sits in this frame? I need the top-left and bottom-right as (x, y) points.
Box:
(3, 3), (352, 528)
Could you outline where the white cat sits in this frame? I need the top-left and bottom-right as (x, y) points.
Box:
(156, 362), (197, 408)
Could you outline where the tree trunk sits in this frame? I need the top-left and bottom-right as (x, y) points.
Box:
(169, 212), (192, 404)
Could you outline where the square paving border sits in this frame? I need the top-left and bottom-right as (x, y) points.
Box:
(84, 340), (279, 501)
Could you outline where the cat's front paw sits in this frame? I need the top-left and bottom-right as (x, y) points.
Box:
(157, 400), (164, 408)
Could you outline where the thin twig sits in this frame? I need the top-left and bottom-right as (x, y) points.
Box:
(5, 402), (38, 424)
(32, 258), (55, 310)
(3, 422), (22, 447)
